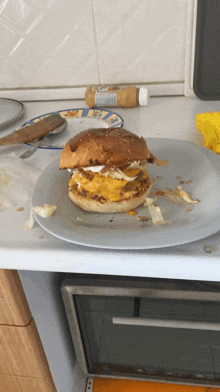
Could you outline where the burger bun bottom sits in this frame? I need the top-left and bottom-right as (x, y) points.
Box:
(68, 187), (151, 213)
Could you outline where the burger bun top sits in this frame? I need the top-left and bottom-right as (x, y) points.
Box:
(59, 128), (154, 169)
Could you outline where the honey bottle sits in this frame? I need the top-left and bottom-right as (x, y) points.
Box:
(85, 85), (148, 108)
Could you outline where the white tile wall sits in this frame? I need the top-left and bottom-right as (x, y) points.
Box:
(93, 0), (188, 84)
(0, 0), (189, 90)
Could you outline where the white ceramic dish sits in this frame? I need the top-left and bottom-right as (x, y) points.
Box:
(0, 98), (25, 130)
(23, 108), (124, 149)
(32, 139), (220, 249)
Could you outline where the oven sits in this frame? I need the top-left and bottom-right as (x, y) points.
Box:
(61, 275), (220, 387)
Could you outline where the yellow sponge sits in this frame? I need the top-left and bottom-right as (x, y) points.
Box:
(196, 112), (220, 154)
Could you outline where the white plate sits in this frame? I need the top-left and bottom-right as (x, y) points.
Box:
(0, 98), (25, 130)
(23, 108), (124, 149)
(32, 139), (220, 249)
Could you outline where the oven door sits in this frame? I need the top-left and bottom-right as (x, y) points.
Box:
(61, 277), (220, 387)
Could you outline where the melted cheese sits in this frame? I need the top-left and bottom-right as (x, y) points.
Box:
(125, 168), (141, 177)
(69, 173), (127, 201)
(69, 168), (148, 202)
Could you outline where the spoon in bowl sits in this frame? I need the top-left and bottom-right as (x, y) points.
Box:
(19, 120), (67, 159)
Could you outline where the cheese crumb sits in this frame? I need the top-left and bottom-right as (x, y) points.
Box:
(126, 210), (137, 216)
(175, 186), (199, 204)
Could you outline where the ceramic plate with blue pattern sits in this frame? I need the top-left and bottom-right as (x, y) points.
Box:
(22, 108), (124, 150)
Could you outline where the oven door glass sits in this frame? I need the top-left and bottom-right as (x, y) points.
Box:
(74, 294), (220, 385)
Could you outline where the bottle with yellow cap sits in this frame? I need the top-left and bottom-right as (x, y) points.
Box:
(85, 85), (148, 108)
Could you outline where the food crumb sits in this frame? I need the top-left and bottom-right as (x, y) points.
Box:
(155, 190), (166, 196)
(72, 224), (76, 228)
(17, 207), (24, 212)
(145, 197), (171, 226)
(24, 209), (35, 229)
(155, 159), (169, 167)
(76, 217), (83, 221)
(186, 208), (193, 212)
(39, 235), (44, 239)
(126, 210), (137, 216)
(109, 219), (113, 222)
(136, 216), (148, 221)
(33, 204), (57, 218)
(179, 179), (193, 184)
(176, 186), (199, 204)
(204, 245), (211, 253)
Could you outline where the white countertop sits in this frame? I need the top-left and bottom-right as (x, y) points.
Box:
(1, 96), (220, 281)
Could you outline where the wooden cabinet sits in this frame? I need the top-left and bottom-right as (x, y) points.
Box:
(0, 269), (31, 325)
(0, 318), (52, 378)
(0, 269), (56, 392)
(0, 374), (55, 392)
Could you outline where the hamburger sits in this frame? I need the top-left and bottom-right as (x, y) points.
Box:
(59, 128), (155, 213)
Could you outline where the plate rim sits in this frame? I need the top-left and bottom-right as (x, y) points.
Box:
(0, 98), (25, 131)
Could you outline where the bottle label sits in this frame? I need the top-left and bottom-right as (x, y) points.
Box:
(95, 92), (117, 106)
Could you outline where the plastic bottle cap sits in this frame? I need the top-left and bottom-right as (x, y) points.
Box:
(138, 87), (149, 106)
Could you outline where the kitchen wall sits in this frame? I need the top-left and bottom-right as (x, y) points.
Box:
(0, 0), (193, 95)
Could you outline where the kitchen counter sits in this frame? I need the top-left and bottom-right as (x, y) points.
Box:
(1, 96), (220, 282)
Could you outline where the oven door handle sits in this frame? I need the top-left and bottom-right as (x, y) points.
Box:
(112, 317), (220, 331)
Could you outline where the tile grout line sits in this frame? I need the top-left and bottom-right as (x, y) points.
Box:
(91, 0), (101, 85)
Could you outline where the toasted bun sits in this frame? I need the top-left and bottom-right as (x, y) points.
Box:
(59, 128), (154, 169)
(68, 186), (151, 213)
